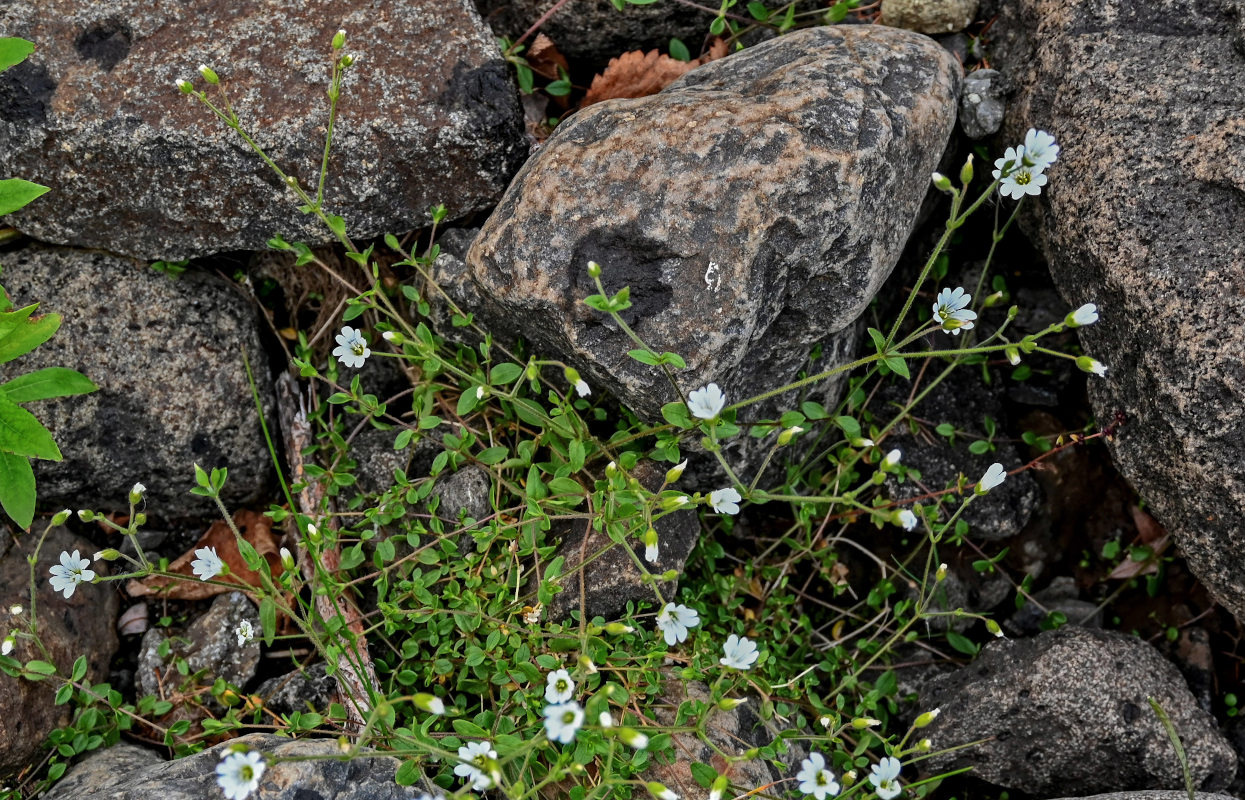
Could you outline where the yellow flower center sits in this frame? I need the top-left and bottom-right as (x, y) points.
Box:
(351, 342), (366, 356)
(1015, 171), (1032, 186)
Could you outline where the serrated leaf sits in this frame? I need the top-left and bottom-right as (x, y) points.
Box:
(0, 395), (60, 460)
(0, 450), (34, 528)
(0, 367), (97, 403)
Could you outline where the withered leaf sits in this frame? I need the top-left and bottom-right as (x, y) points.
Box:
(581, 39), (729, 108)
(527, 34), (569, 81)
(127, 509), (283, 600)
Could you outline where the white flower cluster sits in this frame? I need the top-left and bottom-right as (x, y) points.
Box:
(992, 128), (1059, 200)
(796, 753), (904, 800)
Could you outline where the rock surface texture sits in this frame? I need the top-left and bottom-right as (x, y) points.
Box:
(0, 528), (119, 776)
(881, 0), (979, 34)
(0, 0), (527, 260)
(463, 26), (960, 425)
(42, 734), (435, 800)
(923, 626), (1237, 795)
(137, 591), (261, 701)
(991, 0), (1245, 623)
(0, 247), (273, 514)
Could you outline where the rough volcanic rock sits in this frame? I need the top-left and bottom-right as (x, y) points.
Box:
(42, 734), (435, 800)
(255, 662), (337, 716)
(0, 0), (526, 260)
(137, 591), (260, 701)
(0, 245), (273, 515)
(476, 0), (713, 65)
(462, 26), (960, 434)
(990, 0), (1245, 621)
(923, 626), (1237, 795)
(0, 527), (119, 776)
(881, 0), (979, 34)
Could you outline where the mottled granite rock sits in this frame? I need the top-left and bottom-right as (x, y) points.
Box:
(959, 68), (1008, 138)
(0, 0), (526, 259)
(881, 0), (979, 34)
(0, 527), (119, 776)
(255, 662), (337, 716)
(0, 246), (273, 515)
(137, 592), (260, 701)
(462, 26), (960, 433)
(42, 734), (435, 800)
(991, 0), (1245, 623)
(924, 626), (1237, 795)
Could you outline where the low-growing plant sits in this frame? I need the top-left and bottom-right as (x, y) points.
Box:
(2, 29), (1109, 800)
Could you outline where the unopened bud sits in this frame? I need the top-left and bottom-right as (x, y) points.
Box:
(709, 775), (729, 800)
(931, 172), (953, 192)
(620, 727), (649, 749)
(605, 622), (634, 635)
(717, 697), (745, 710)
(198, 64), (219, 84)
(851, 717), (882, 729)
(382, 330), (404, 345)
(642, 527), (659, 564)
(279, 547), (295, 571)
(587, 261), (601, 278)
(93, 549), (120, 562)
(982, 290), (1005, 308)
(306, 523), (322, 545)
(340, 53), (355, 68)
(935, 563), (948, 582)
(578, 655), (598, 674)
(851, 437), (874, 448)
(129, 482), (146, 505)
(986, 618), (1004, 638)
(525, 360), (540, 381)
(665, 460), (687, 484)
(1075, 355), (1108, 378)
(177, 79), (194, 94)
(777, 426), (803, 446)
(1, 636), (13, 656)
(917, 737), (932, 751)
(51, 509), (72, 526)
(332, 29), (346, 50)
(413, 692), (445, 715)
(645, 782), (677, 800)
(914, 708), (941, 728)
(882, 449), (902, 471)
(598, 711), (614, 727)
(660, 495), (689, 512)
(1005, 346), (1021, 366)
(8, 605), (22, 616)
(133, 512), (146, 526)
(77, 509), (94, 522)
(959, 153), (975, 185)
(605, 461), (618, 479)
(843, 770), (858, 785)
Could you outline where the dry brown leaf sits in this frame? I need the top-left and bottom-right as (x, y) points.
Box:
(581, 39), (729, 108)
(1106, 534), (1171, 580)
(527, 33), (569, 80)
(127, 509), (283, 600)
(1130, 505), (1168, 545)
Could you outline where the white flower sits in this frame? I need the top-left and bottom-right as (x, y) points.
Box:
(709, 487), (742, 515)
(932, 286), (977, 335)
(882, 449), (902, 469)
(1068, 303), (1099, 327)
(868, 757), (903, 800)
(621, 727), (649, 749)
(1022, 129), (1059, 171)
(191, 546), (224, 581)
(48, 550), (95, 599)
(655, 602), (700, 646)
(998, 161), (1047, 200)
(92, 551), (105, 562)
(598, 711), (614, 728)
(687, 383), (726, 420)
(719, 634), (759, 670)
(413, 794), (446, 800)
(454, 740), (498, 791)
(897, 510), (918, 531)
(545, 669), (575, 703)
(976, 463), (1007, 494)
(645, 542), (658, 563)
(574, 379), (591, 398)
(992, 145), (1025, 180)
(235, 619), (255, 647)
(332, 326), (371, 368)
(796, 752), (840, 799)
(543, 700), (584, 744)
(215, 750), (265, 800)
(414, 692), (446, 715)
(8, 604), (21, 616)
(1, 636), (13, 656)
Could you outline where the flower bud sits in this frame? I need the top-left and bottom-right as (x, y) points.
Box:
(1019, 337), (1037, 353)
(340, 53), (355, 68)
(177, 79), (194, 94)
(332, 29), (346, 50)
(882, 449), (902, 471)
(931, 172), (953, 192)
(306, 523), (322, 545)
(605, 461), (618, 479)
(9, 605), (22, 616)
(917, 737), (932, 751)
(709, 775), (729, 800)
(413, 692), (445, 715)
(77, 509), (94, 522)
(717, 697), (745, 710)
(1075, 355), (1108, 378)
(986, 618), (1004, 638)
(642, 527), (659, 564)
(578, 655), (598, 674)
(1066, 303), (1099, 328)
(645, 782), (677, 800)
(129, 482), (147, 505)
(51, 509), (72, 526)
(660, 495), (689, 512)
(665, 460), (687, 484)
(93, 549), (120, 562)
(620, 727), (649, 749)
(382, 330), (404, 345)
(598, 711), (614, 727)
(914, 707), (941, 728)
(660, 569), (679, 581)
(1, 636), (13, 656)
(1005, 346), (1021, 366)
(982, 291), (1005, 308)
(587, 261), (601, 278)
(279, 547), (296, 571)
(605, 622), (634, 635)
(133, 512), (147, 526)
(777, 426), (803, 446)
(935, 563), (948, 582)
(525, 360), (540, 382)
(198, 64), (219, 84)
(819, 715), (832, 728)
(851, 717), (882, 729)
(959, 153), (975, 186)
(851, 437), (874, 448)
(891, 509), (918, 531)
(563, 366), (582, 388)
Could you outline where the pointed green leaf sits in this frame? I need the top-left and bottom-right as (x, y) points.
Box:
(0, 395), (60, 460)
(0, 308), (60, 364)
(867, 327), (887, 354)
(628, 349), (661, 366)
(1, 367), (97, 403)
(0, 38), (35, 72)
(0, 179), (50, 216)
(260, 597), (276, 646)
(0, 450), (34, 529)
(885, 356), (911, 379)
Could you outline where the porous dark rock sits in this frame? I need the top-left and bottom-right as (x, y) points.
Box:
(0, 527), (119, 776)
(1006, 575), (1102, 636)
(923, 626), (1237, 795)
(958, 68), (1007, 138)
(137, 591), (260, 701)
(0, 0), (527, 260)
(461, 26), (960, 435)
(991, 0), (1245, 622)
(0, 245), (273, 516)
(41, 734), (436, 800)
(881, 0), (979, 34)
(255, 662), (338, 716)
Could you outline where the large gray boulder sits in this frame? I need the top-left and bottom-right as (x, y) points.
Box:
(990, 0), (1245, 621)
(0, 245), (273, 515)
(461, 26), (960, 430)
(923, 626), (1237, 796)
(0, 0), (527, 260)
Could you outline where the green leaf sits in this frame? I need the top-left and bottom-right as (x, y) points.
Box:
(476, 446), (508, 465)
(54, 683), (73, 705)
(236, 538), (263, 571)
(0, 307), (60, 364)
(833, 416), (861, 439)
(661, 402), (693, 429)
(394, 760), (423, 787)
(70, 655), (88, 682)
(884, 356), (911, 379)
(669, 37), (691, 61)
(968, 440), (991, 455)
(709, 15), (727, 35)
(690, 762), (718, 787)
(628, 349), (661, 366)
(0, 395), (60, 460)
(338, 544), (365, 571)
(452, 719), (489, 738)
(260, 597), (276, 646)
(489, 363), (524, 385)
(0, 38), (35, 72)
(24, 659), (57, 679)
(659, 352), (687, 369)
(0, 179), (50, 217)
(0, 450), (34, 528)
(867, 327), (887, 354)
(747, 1), (771, 20)
(946, 631), (980, 656)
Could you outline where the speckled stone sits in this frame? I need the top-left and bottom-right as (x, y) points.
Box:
(0, 0), (527, 260)
(991, 0), (1245, 623)
(923, 627), (1237, 795)
(137, 592), (260, 702)
(881, 0), (979, 34)
(42, 734), (437, 800)
(1048, 794), (1236, 800)
(0, 527), (119, 776)
(0, 245), (273, 515)
(959, 68), (1008, 138)
(462, 26), (960, 427)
